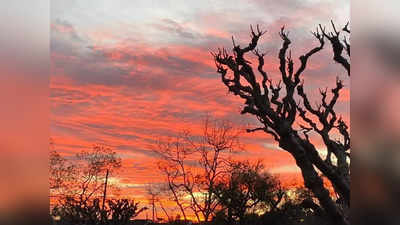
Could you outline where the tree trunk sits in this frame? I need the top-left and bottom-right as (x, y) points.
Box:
(101, 169), (109, 224)
(306, 139), (350, 206)
(279, 133), (349, 225)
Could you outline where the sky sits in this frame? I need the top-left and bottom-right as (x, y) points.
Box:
(50, 0), (349, 217)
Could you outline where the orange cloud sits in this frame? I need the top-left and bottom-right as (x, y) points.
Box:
(50, 11), (349, 218)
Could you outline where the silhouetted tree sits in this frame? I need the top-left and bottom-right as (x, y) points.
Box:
(212, 21), (350, 225)
(52, 197), (147, 225)
(50, 144), (122, 224)
(51, 197), (103, 225)
(154, 117), (242, 223)
(211, 161), (329, 225)
(107, 199), (148, 225)
(51, 145), (121, 201)
(50, 149), (77, 192)
(212, 161), (284, 225)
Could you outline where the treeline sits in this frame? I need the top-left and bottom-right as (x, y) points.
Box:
(50, 118), (334, 225)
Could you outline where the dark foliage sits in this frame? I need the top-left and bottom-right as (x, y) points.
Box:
(52, 197), (147, 225)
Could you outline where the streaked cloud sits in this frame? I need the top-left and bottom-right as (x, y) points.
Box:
(51, 0), (349, 213)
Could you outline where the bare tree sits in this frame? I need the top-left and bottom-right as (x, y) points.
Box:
(50, 150), (77, 192)
(212, 21), (350, 225)
(154, 117), (242, 222)
(157, 150), (190, 222)
(50, 144), (122, 219)
(75, 145), (122, 210)
(50, 144), (149, 225)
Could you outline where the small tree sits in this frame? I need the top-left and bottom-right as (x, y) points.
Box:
(75, 145), (122, 219)
(52, 145), (121, 203)
(154, 117), (242, 222)
(212, 21), (350, 225)
(213, 161), (284, 225)
(51, 197), (103, 225)
(50, 150), (77, 192)
(50, 144), (122, 224)
(51, 197), (147, 225)
(107, 199), (148, 225)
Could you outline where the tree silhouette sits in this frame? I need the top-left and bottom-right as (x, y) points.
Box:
(107, 199), (147, 225)
(50, 144), (148, 225)
(154, 117), (242, 223)
(51, 197), (147, 225)
(51, 145), (121, 205)
(213, 160), (284, 225)
(212, 21), (350, 225)
(50, 144), (123, 224)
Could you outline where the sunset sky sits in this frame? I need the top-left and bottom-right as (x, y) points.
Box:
(50, 0), (349, 215)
